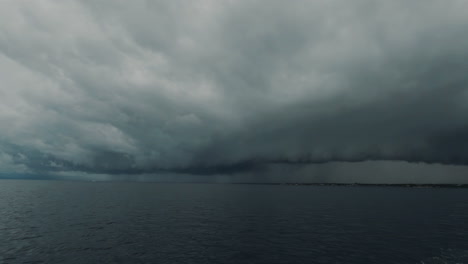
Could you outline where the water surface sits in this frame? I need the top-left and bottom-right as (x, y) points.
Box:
(0, 180), (467, 263)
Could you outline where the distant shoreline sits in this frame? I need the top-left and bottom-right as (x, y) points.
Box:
(233, 183), (468, 188)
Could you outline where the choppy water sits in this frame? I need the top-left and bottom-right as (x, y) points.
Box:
(0, 180), (467, 264)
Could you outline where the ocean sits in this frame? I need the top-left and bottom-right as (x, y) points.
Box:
(0, 180), (467, 264)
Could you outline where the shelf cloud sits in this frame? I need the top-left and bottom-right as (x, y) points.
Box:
(1, 0), (468, 177)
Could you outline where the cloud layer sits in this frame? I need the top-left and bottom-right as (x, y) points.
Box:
(1, 0), (468, 175)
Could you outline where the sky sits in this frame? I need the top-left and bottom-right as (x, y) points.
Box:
(1, 0), (468, 183)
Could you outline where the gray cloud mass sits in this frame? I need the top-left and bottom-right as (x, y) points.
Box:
(1, 0), (468, 177)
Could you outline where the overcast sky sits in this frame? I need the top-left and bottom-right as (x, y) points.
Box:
(1, 0), (468, 182)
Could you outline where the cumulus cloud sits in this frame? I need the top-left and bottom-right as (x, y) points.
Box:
(1, 0), (468, 176)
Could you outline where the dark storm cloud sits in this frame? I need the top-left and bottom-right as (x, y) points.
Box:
(1, 0), (468, 176)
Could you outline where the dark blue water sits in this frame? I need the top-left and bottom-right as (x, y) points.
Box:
(0, 180), (467, 264)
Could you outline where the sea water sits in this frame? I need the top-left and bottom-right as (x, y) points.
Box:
(1, 180), (467, 264)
